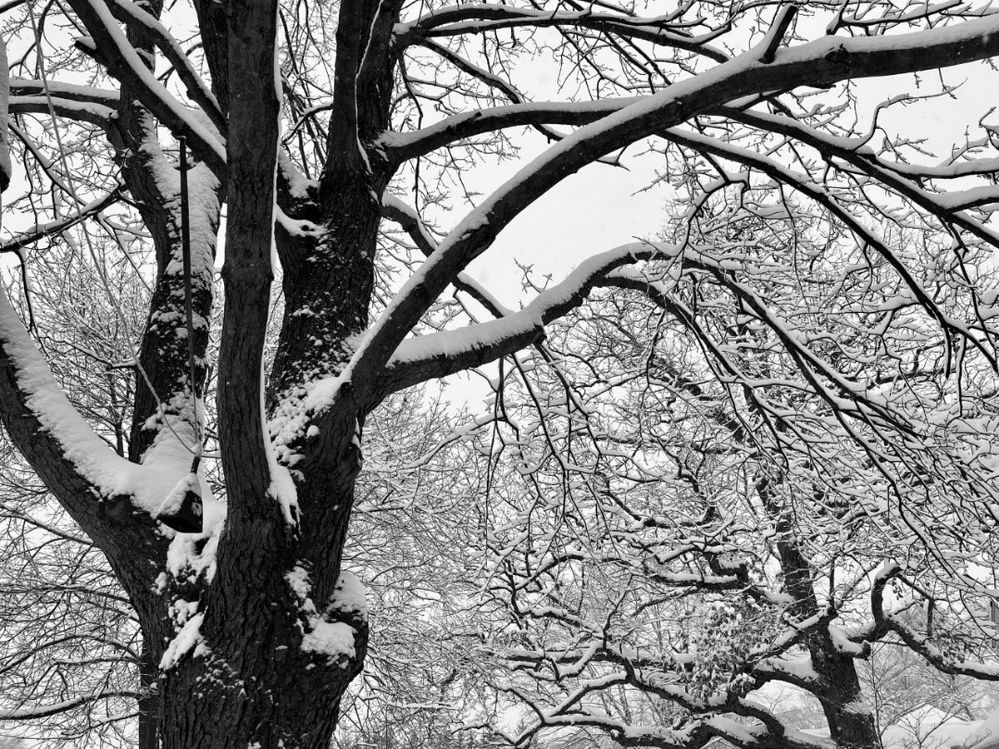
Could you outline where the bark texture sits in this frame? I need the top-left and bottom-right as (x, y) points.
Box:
(4, 4), (999, 748)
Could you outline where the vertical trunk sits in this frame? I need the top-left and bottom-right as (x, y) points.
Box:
(149, 4), (370, 747)
(154, 480), (367, 749)
(157, 620), (366, 749)
(271, 172), (382, 400)
(757, 477), (882, 749)
(816, 653), (880, 749)
(138, 644), (160, 749)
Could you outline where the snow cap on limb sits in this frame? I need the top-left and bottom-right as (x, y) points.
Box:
(0, 40), (10, 195)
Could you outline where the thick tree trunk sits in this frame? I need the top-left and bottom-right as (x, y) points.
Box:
(156, 609), (366, 748)
(138, 644), (161, 749)
(757, 477), (882, 749)
(815, 651), (880, 749)
(144, 470), (366, 749)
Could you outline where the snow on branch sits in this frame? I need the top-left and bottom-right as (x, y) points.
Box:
(379, 98), (637, 165)
(8, 95), (115, 129)
(394, 4), (729, 63)
(416, 40), (609, 156)
(506, 672), (833, 749)
(866, 563), (999, 680)
(660, 126), (992, 362)
(68, 0), (226, 175)
(0, 292), (200, 517)
(0, 691), (139, 721)
(104, 0), (225, 132)
(716, 106), (999, 250)
(8, 78), (118, 107)
(341, 11), (999, 407)
(376, 241), (681, 398)
(0, 187), (123, 255)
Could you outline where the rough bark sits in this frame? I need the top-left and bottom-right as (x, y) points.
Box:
(5, 4), (999, 747)
(757, 477), (881, 749)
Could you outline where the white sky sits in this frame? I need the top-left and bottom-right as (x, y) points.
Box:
(462, 136), (671, 303)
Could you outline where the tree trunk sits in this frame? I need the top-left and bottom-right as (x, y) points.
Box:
(816, 652), (881, 749)
(757, 477), (882, 749)
(138, 644), (161, 749)
(156, 616), (366, 748)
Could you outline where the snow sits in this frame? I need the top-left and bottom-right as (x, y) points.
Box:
(155, 472), (201, 519)
(964, 707), (999, 749)
(289, 566), (364, 663)
(331, 571), (367, 617)
(301, 620), (356, 661)
(269, 375), (348, 461)
(935, 185), (999, 211)
(159, 612), (205, 669)
(149, 158), (220, 282)
(0, 41), (9, 192)
(165, 504), (223, 582)
(766, 655), (821, 683)
(827, 624), (867, 656)
(278, 150), (318, 201)
(0, 292), (205, 514)
(267, 461), (300, 526)
(286, 565), (313, 605)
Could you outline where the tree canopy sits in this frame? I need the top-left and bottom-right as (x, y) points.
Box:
(0, 0), (998, 747)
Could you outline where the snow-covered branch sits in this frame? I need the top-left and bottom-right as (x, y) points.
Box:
(394, 5), (728, 63)
(0, 292), (199, 516)
(8, 78), (117, 107)
(0, 691), (139, 721)
(67, 0), (226, 175)
(866, 563), (999, 681)
(344, 11), (999, 406)
(379, 98), (636, 165)
(104, 0), (225, 132)
(7, 95), (115, 129)
(375, 242), (680, 399)
(0, 187), (122, 255)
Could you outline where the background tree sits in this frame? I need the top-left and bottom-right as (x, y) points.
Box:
(2, 2), (999, 748)
(458, 201), (999, 748)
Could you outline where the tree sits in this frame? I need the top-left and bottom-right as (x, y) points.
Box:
(464, 274), (999, 749)
(3, 1), (999, 748)
(861, 612), (998, 748)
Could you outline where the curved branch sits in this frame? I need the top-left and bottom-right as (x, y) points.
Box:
(67, 0), (226, 175)
(0, 292), (192, 515)
(395, 5), (729, 63)
(379, 98), (635, 165)
(346, 12), (999, 407)
(373, 241), (680, 400)
(8, 95), (115, 129)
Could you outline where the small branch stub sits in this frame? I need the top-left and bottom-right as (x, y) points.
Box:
(760, 5), (798, 64)
(155, 473), (204, 534)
